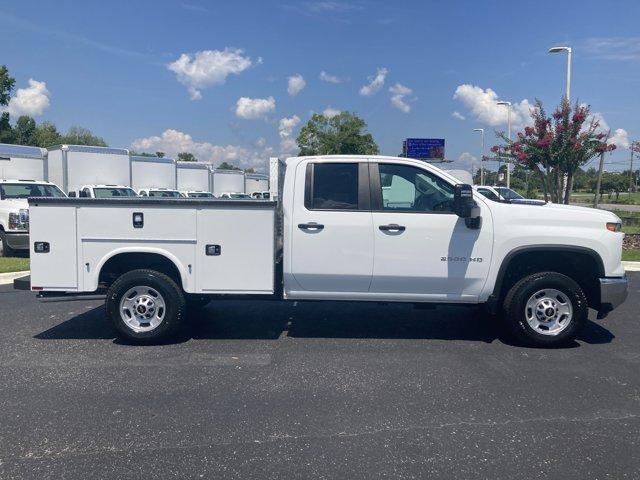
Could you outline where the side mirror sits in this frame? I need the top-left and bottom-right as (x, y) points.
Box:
(453, 184), (475, 218)
(68, 191), (76, 197)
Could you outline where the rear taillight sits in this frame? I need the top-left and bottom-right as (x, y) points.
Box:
(606, 222), (622, 232)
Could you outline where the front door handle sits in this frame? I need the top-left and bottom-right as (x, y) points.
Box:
(379, 224), (406, 232)
(298, 222), (325, 231)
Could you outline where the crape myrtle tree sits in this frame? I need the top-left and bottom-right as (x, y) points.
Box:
(492, 99), (615, 204)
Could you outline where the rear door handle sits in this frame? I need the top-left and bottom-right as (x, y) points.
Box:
(298, 222), (324, 231)
(379, 224), (405, 232)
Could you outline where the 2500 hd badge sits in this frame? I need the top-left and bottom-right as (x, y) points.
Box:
(441, 256), (483, 262)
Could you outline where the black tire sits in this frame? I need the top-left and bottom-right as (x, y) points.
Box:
(105, 269), (186, 343)
(0, 231), (15, 258)
(502, 271), (588, 347)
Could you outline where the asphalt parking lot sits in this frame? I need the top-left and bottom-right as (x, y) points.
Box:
(1, 274), (639, 479)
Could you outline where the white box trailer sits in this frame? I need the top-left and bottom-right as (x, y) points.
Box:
(46, 145), (130, 195)
(212, 169), (245, 196)
(0, 143), (47, 181)
(245, 173), (269, 195)
(131, 156), (177, 191)
(176, 162), (211, 192)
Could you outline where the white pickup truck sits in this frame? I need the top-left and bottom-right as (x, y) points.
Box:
(0, 179), (66, 256)
(68, 185), (138, 198)
(15, 155), (628, 347)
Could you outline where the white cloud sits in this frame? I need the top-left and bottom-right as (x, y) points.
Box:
(608, 128), (630, 149)
(5, 79), (50, 117)
(167, 48), (252, 100)
(453, 84), (534, 130)
(583, 37), (640, 62)
(322, 107), (341, 118)
(389, 83), (413, 113)
(235, 96), (276, 120)
(359, 67), (388, 96)
(451, 111), (465, 121)
(278, 115), (301, 156)
(319, 71), (342, 84)
(130, 129), (273, 171)
(287, 74), (306, 96)
(446, 152), (477, 173)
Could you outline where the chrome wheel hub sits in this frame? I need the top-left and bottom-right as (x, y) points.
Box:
(120, 286), (166, 333)
(525, 288), (573, 336)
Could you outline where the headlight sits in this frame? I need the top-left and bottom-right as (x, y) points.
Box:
(7, 209), (29, 230)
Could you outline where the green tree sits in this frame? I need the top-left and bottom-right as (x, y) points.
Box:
(217, 161), (240, 170)
(244, 167), (256, 173)
(178, 152), (197, 162)
(13, 116), (37, 145)
(33, 121), (61, 147)
(0, 65), (16, 143)
(296, 112), (379, 156)
(155, 151), (165, 158)
(60, 126), (107, 146)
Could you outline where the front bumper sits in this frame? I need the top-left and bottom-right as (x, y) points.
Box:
(4, 231), (29, 250)
(598, 276), (628, 318)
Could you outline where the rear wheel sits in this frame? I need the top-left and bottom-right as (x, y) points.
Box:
(502, 272), (587, 347)
(106, 269), (185, 343)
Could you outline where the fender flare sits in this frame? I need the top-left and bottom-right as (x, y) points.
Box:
(488, 244), (605, 307)
(92, 247), (190, 292)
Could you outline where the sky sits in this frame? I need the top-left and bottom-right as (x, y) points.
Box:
(1, 0), (639, 173)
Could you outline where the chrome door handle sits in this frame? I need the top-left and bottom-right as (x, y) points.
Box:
(379, 224), (405, 232)
(298, 222), (324, 231)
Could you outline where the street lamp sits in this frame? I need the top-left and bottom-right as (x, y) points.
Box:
(497, 101), (511, 188)
(473, 128), (484, 186)
(548, 46), (572, 102)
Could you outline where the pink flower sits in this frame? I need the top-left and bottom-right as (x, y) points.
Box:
(517, 152), (528, 162)
(491, 145), (499, 153)
(524, 126), (535, 136)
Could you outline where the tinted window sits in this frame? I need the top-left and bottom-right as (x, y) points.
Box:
(477, 188), (499, 201)
(495, 187), (523, 200)
(378, 164), (454, 213)
(0, 183), (66, 199)
(307, 163), (358, 210)
(149, 190), (181, 198)
(94, 188), (137, 198)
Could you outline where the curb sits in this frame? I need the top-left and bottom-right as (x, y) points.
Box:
(0, 271), (29, 286)
(623, 261), (640, 272)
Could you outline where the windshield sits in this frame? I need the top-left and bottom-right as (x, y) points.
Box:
(149, 190), (182, 198)
(0, 183), (66, 199)
(495, 187), (523, 200)
(93, 188), (138, 198)
(187, 192), (213, 198)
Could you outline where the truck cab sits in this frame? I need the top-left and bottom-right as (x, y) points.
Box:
(218, 192), (252, 199)
(0, 179), (66, 256)
(138, 188), (183, 198)
(69, 185), (138, 199)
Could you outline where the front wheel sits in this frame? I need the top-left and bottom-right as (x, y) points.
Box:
(0, 231), (15, 257)
(105, 269), (186, 343)
(502, 272), (588, 347)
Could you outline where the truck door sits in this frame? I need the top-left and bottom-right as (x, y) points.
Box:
(290, 161), (374, 292)
(368, 162), (492, 301)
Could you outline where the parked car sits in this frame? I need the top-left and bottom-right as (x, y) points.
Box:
(182, 191), (215, 198)
(250, 191), (271, 200)
(0, 179), (66, 256)
(18, 155), (627, 347)
(138, 188), (183, 198)
(68, 185), (138, 198)
(218, 192), (252, 199)
(475, 185), (545, 205)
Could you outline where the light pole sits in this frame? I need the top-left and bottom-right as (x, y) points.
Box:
(548, 46), (572, 102)
(549, 46), (573, 202)
(497, 101), (511, 187)
(473, 128), (485, 185)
